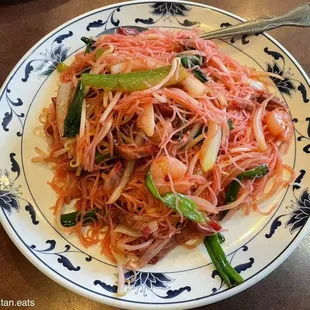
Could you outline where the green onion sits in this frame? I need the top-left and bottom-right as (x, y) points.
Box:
(177, 55), (208, 83)
(228, 119), (234, 130)
(218, 232), (226, 244)
(204, 235), (244, 286)
(222, 164), (269, 219)
(81, 36), (96, 54)
(95, 152), (110, 164)
(161, 193), (208, 223)
(226, 164), (269, 203)
(146, 170), (208, 223)
(204, 236), (231, 286)
(63, 81), (84, 137)
(61, 209), (98, 227)
(239, 164), (269, 179)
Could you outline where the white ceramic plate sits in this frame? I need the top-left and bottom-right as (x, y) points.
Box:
(0, 1), (309, 309)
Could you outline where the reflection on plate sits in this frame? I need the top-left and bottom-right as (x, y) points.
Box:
(0, 1), (309, 309)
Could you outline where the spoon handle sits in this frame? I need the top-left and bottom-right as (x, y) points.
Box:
(199, 2), (310, 40)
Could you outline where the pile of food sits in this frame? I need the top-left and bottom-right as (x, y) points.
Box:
(33, 27), (294, 295)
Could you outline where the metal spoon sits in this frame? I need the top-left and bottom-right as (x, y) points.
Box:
(101, 2), (310, 40)
(200, 2), (310, 40)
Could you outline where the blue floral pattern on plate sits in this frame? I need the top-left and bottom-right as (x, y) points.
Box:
(28, 240), (92, 271)
(1, 89), (24, 136)
(0, 154), (39, 225)
(21, 31), (72, 82)
(264, 47), (309, 102)
(135, 2), (199, 26)
(86, 7), (121, 31)
(95, 271), (191, 299)
(0, 2), (309, 308)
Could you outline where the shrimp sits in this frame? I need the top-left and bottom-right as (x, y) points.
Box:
(265, 108), (293, 141)
(150, 121), (174, 143)
(150, 156), (191, 195)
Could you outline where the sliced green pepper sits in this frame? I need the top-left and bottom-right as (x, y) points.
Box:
(95, 48), (104, 60)
(81, 65), (188, 92)
(57, 62), (69, 73)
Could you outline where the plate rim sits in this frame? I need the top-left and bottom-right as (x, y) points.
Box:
(0, 1), (309, 309)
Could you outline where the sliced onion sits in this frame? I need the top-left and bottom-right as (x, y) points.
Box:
(216, 191), (249, 211)
(113, 225), (143, 237)
(183, 239), (203, 249)
(110, 61), (130, 74)
(252, 100), (268, 151)
(56, 82), (72, 137)
(107, 160), (135, 204)
(247, 78), (265, 91)
(146, 58), (166, 69)
(136, 239), (170, 270)
(107, 135), (142, 204)
(116, 262), (126, 297)
(181, 74), (207, 96)
(147, 220), (158, 233)
(100, 91), (122, 124)
(117, 238), (154, 251)
(79, 99), (87, 136)
(187, 195), (218, 214)
(137, 101), (155, 137)
(217, 91), (228, 108)
(199, 121), (222, 172)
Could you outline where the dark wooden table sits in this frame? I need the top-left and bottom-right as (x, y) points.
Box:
(1, 1), (309, 309)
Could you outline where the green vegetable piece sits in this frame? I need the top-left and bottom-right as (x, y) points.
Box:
(63, 81), (84, 137)
(192, 69), (208, 83)
(146, 170), (162, 200)
(225, 178), (241, 204)
(228, 119), (234, 130)
(146, 170), (207, 223)
(61, 210), (98, 227)
(95, 48), (104, 60)
(81, 65), (188, 92)
(57, 62), (69, 73)
(81, 36), (96, 54)
(222, 164), (269, 219)
(95, 152), (110, 164)
(206, 235), (244, 286)
(240, 164), (269, 179)
(162, 193), (207, 223)
(178, 55), (208, 83)
(226, 164), (269, 203)
(180, 55), (203, 67)
(204, 237), (231, 287)
(218, 232), (226, 244)
(95, 152), (119, 164)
